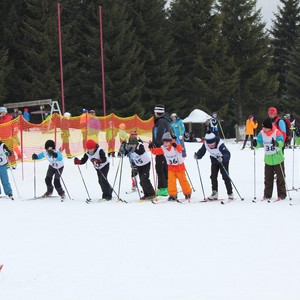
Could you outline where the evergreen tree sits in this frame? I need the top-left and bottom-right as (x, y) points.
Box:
(270, 0), (300, 101)
(217, 0), (277, 128)
(0, 48), (10, 102)
(168, 0), (238, 120)
(128, 0), (177, 117)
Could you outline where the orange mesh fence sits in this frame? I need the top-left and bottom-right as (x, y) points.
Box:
(0, 113), (154, 164)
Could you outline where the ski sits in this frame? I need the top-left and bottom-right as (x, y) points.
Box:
(201, 198), (224, 202)
(24, 195), (60, 201)
(0, 264), (3, 272)
(221, 198), (235, 205)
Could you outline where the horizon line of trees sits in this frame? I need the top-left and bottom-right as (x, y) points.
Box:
(0, 0), (299, 137)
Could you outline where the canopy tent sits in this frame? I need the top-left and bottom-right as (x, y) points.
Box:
(182, 109), (211, 134)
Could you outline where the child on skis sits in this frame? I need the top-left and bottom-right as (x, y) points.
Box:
(0, 141), (14, 199)
(74, 139), (112, 200)
(124, 135), (155, 200)
(32, 140), (65, 199)
(194, 132), (233, 200)
(149, 132), (192, 201)
(253, 118), (286, 201)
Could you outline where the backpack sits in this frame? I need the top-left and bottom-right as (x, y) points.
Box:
(275, 118), (291, 141)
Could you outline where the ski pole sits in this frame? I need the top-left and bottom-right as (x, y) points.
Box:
(7, 159), (20, 198)
(253, 148), (256, 201)
(112, 157), (121, 190)
(185, 168), (195, 192)
(218, 120), (227, 143)
(219, 160), (244, 201)
(56, 167), (72, 200)
(133, 175), (142, 199)
(34, 159), (37, 199)
(195, 159), (206, 200)
(97, 168), (127, 203)
(117, 155), (124, 199)
(77, 165), (91, 201)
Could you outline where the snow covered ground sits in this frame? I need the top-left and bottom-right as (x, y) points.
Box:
(1, 141), (300, 300)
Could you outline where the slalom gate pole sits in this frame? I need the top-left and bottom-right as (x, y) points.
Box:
(112, 157), (121, 190)
(195, 159), (206, 200)
(253, 148), (256, 201)
(7, 159), (20, 198)
(77, 165), (91, 201)
(98, 168), (127, 203)
(185, 168), (195, 192)
(56, 167), (72, 200)
(34, 159), (37, 199)
(219, 161), (244, 201)
(117, 155), (124, 200)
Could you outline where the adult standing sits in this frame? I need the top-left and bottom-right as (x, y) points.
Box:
(151, 104), (171, 196)
(170, 113), (187, 157)
(241, 115), (258, 150)
(23, 108), (30, 122)
(87, 110), (101, 143)
(0, 107), (16, 168)
(209, 112), (219, 136)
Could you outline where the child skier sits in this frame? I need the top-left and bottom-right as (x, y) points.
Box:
(194, 132), (233, 200)
(74, 139), (112, 200)
(150, 132), (192, 201)
(253, 118), (286, 201)
(0, 141), (14, 199)
(32, 140), (65, 199)
(124, 135), (155, 200)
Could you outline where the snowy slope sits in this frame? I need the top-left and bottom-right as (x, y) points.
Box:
(0, 141), (300, 300)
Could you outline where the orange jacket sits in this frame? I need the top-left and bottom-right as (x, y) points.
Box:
(245, 119), (258, 135)
(151, 143), (186, 171)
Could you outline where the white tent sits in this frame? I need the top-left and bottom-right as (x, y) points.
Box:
(182, 109), (211, 134)
(182, 109), (211, 124)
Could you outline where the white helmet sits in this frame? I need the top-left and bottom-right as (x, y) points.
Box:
(64, 112), (71, 117)
(0, 107), (8, 113)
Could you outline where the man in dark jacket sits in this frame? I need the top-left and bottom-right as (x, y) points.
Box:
(151, 104), (171, 196)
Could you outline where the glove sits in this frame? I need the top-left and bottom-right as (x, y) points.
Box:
(47, 149), (58, 158)
(179, 135), (183, 140)
(171, 142), (177, 148)
(32, 153), (38, 160)
(119, 142), (126, 155)
(271, 138), (279, 147)
(194, 152), (198, 160)
(4, 149), (11, 156)
(148, 142), (154, 149)
(74, 157), (81, 165)
(91, 158), (102, 166)
(216, 156), (223, 163)
(253, 139), (257, 147)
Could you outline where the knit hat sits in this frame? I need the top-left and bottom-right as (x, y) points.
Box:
(130, 130), (137, 136)
(82, 108), (88, 113)
(205, 132), (216, 144)
(89, 110), (95, 114)
(162, 132), (172, 141)
(0, 107), (7, 113)
(262, 118), (273, 129)
(128, 136), (138, 144)
(86, 139), (97, 150)
(64, 112), (71, 117)
(170, 113), (177, 118)
(45, 139), (55, 150)
(268, 107), (277, 115)
(154, 104), (165, 114)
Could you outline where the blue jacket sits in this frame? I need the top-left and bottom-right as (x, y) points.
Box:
(170, 118), (185, 143)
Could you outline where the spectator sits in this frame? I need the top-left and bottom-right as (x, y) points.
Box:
(170, 113), (186, 157)
(241, 115), (258, 150)
(23, 108), (30, 122)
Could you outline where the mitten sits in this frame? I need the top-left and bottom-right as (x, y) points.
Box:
(74, 157), (81, 165)
(32, 153), (38, 160)
(216, 156), (223, 163)
(171, 142), (177, 148)
(148, 142), (154, 149)
(48, 149), (58, 158)
(194, 152), (198, 160)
